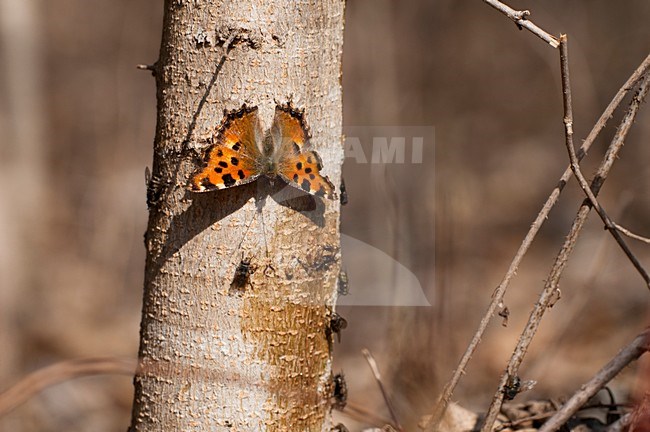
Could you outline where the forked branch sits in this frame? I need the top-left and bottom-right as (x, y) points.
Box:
(558, 35), (650, 289)
(422, 52), (650, 432)
(479, 65), (650, 432)
(482, 0), (559, 47)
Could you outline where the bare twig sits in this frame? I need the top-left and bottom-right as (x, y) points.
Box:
(482, 0), (560, 48)
(495, 411), (556, 431)
(136, 63), (156, 71)
(613, 222), (650, 245)
(136, 63), (159, 78)
(422, 53), (650, 432)
(579, 54), (650, 157)
(343, 401), (396, 428)
(362, 349), (403, 431)
(559, 35), (650, 288)
(0, 357), (136, 417)
(538, 330), (650, 432)
(526, 195), (631, 380)
(479, 68), (650, 432)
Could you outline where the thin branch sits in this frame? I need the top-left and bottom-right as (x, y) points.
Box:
(422, 53), (650, 432)
(362, 349), (403, 431)
(136, 63), (156, 72)
(342, 401), (396, 429)
(559, 35), (650, 288)
(479, 69), (650, 432)
(482, 0), (560, 48)
(0, 357), (136, 417)
(495, 411), (555, 431)
(538, 329), (650, 432)
(614, 222), (650, 245)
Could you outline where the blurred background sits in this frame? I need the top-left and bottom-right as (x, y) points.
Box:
(1, 1), (649, 430)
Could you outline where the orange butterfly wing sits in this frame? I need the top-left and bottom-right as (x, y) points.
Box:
(271, 103), (336, 199)
(188, 105), (264, 192)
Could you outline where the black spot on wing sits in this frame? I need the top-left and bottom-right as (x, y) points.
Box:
(293, 174), (299, 182)
(218, 161), (228, 168)
(231, 157), (239, 166)
(232, 142), (241, 151)
(222, 174), (236, 187)
(301, 179), (311, 192)
(200, 177), (214, 189)
(214, 167), (223, 173)
(296, 162), (303, 170)
(237, 170), (245, 179)
(305, 167), (312, 174)
(309, 174), (315, 180)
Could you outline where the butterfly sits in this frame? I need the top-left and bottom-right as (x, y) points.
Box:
(188, 102), (336, 199)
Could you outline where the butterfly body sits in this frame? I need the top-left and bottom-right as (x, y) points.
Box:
(189, 102), (335, 199)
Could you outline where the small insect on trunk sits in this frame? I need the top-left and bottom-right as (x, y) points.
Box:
(332, 372), (348, 410)
(327, 312), (348, 343)
(229, 256), (255, 295)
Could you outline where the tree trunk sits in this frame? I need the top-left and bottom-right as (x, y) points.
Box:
(130, 1), (344, 431)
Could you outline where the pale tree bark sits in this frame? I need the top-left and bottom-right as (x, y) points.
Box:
(130, 1), (345, 431)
